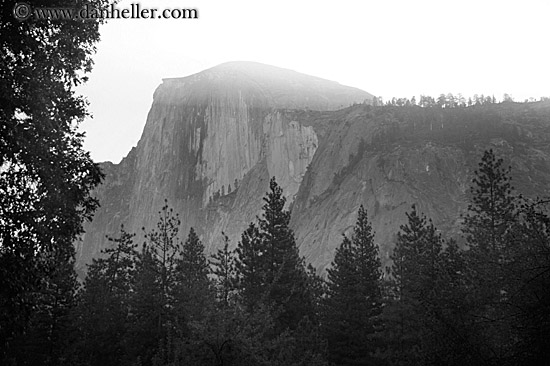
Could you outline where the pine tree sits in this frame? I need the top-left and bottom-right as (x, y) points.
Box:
(21, 245), (79, 366)
(258, 177), (297, 284)
(234, 177), (315, 334)
(235, 223), (265, 311)
(124, 245), (164, 366)
(305, 263), (325, 322)
(210, 232), (237, 307)
(512, 201), (550, 363)
(461, 149), (522, 364)
(463, 149), (516, 253)
(173, 227), (212, 330)
(153, 228), (213, 365)
(178, 228), (209, 288)
(258, 177), (312, 332)
(381, 205), (445, 365)
(1, 2), (107, 362)
(431, 238), (477, 365)
(144, 200), (182, 305)
(391, 205), (443, 300)
(69, 225), (137, 366)
(231, 178), (325, 363)
(323, 205), (383, 365)
(125, 202), (182, 366)
(102, 226), (138, 293)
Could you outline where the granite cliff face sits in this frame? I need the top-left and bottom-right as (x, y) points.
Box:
(288, 103), (550, 270)
(76, 61), (372, 274)
(77, 62), (550, 275)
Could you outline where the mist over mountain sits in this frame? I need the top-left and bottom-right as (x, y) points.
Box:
(76, 61), (550, 275)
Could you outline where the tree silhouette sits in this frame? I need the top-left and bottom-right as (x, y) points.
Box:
(1, 1), (109, 362)
(323, 205), (383, 365)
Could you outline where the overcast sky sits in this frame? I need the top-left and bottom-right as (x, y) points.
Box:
(78, 0), (550, 163)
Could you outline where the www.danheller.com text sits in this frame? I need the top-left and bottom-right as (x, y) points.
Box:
(13, 2), (199, 21)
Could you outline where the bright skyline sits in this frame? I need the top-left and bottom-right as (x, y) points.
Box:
(78, 0), (550, 163)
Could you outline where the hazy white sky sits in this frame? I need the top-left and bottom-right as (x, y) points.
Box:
(79, 0), (550, 163)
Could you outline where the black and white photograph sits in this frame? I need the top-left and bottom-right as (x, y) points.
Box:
(2, 0), (550, 364)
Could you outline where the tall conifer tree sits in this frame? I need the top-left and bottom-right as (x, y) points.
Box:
(323, 205), (383, 365)
(126, 202), (182, 365)
(461, 149), (522, 364)
(124, 245), (163, 366)
(70, 225), (137, 366)
(234, 177), (313, 332)
(381, 205), (446, 365)
(235, 223), (265, 311)
(1, 2), (108, 362)
(463, 149), (516, 253)
(210, 232), (237, 307)
(144, 200), (182, 305)
(259, 177), (312, 332)
(173, 227), (211, 328)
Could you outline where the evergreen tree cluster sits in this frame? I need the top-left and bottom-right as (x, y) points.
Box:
(60, 179), (329, 366)
(2, 2), (549, 363)
(376, 93), (549, 108)
(371, 149), (550, 365)
(1, 1), (108, 363)
(321, 149), (550, 365)
(3, 153), (550, 365)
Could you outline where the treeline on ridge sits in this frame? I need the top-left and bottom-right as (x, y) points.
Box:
(372, 93), (549, 108)
(362, 97), (550, 151)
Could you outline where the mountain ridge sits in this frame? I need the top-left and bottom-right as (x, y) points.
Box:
(76, 61), (374, 275)
(154, 61), (373, 110)
(76, 62), (550, 276)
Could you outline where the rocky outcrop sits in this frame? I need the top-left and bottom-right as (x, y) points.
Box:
(77, 62), (550, 277)
(289, 103), (550, 270)
(76, 62), (372, 274)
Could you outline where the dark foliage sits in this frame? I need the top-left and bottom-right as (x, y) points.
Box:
(68, 226), (137, 366)
(1, 0), (109, 363)
(377, 150), (550, 365)
(322, 205), (383, 365)
(4, 60), (550, 366)
(210, 232), (237, 307)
